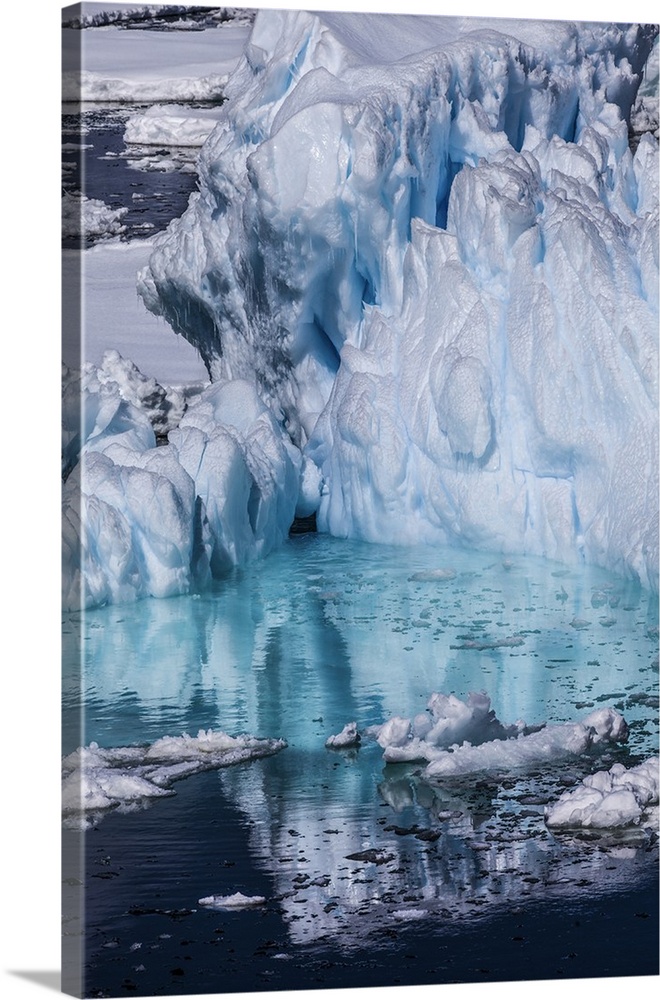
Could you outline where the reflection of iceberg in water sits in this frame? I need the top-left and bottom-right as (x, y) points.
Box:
(64, 536), (657, 749)
(64, 538), (658, 950)
(216, 748), (657, 950)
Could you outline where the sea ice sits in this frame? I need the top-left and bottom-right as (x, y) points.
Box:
(422, 707), (628, 779)
(62, 191), (127, 239)
(62, 21), (250, 102)
(62, 729), (287, 828)
(545, 756), (659, 829)
(325, 721), (360, 749)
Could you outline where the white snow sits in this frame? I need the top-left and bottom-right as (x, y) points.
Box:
(62, 23), (250, 102)
(62, 729), (287, 828)
(421, 707), (628, 779)
(138, 9), (658, 590)
(545, 756), (659, 829)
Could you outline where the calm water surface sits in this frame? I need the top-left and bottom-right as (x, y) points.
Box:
(62, 536), (659, 994)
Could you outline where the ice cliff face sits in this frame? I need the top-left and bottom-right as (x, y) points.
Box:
(137, 10), (659, 591)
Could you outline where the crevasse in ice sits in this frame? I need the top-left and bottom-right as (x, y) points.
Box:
(136, 11), (658, 591)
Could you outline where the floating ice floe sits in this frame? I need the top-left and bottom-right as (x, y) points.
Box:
(137, 9), (658, 590)
(545, 756), (659, 830)
(422, 707), (628, 779)
(62, 729), (287, 828)
(124, 104), (225, 147)
(369, 691), (527, 763)
(198, 892), (266, 909)
(325, 721), (360, 749)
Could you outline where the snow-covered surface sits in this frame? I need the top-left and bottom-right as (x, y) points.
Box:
(421, 706), (628, 778)
(545, 756), (659, 829)
(63, 240), (209, 384)
(62, 190), (127, 238)
(62, 728), (287, 828)
(124, 103), (225, 146)
(138, 9), (659, 590)
(62, 22), (250, 101)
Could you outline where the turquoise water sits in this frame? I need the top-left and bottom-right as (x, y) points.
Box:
(62, 535), (659, 989)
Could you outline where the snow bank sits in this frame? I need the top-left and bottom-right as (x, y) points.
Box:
(422, 707), (628, 779)
(139, 10), (658, 588)
(62, 191), (126, 239)
(62, 729), (286, 828)
(545, 756), (659, 829)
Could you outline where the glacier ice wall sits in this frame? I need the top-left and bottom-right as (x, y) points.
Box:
(138, 10), (659, 590)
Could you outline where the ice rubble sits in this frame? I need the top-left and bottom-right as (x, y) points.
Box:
(62, 729), (286, 829)
(62, 364), (300, 609)
(62, 191), (127, 239)
(368, 691), (526, 762)
(135, 9), (658, 590)
(420, 706), (628, 779)
(545, 755), (659, 829)
(365, 691), (628, 773)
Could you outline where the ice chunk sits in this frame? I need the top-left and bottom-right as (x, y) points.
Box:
(373, 691), (526, 762)
(124, 105), (225, 148)
(422, 708), (628, 779)
(325, 722), (360, 749)
(198, 892), (266, 909)
(89, 349), (186, 439)
(545, 756), (659, 829)
(62, 730), (287, 829)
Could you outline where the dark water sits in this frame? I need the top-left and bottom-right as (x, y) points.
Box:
(62, 536), (659, 996)
(61, 104), (208, 248)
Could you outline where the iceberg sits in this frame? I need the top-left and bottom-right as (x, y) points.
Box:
(137, 9), (658, 589)
(545, 755), (659, 829)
